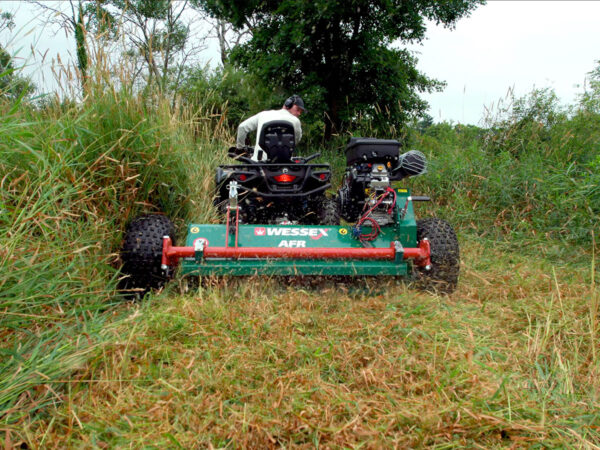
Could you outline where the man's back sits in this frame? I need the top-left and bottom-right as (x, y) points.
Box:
(237, 108), (303, 161)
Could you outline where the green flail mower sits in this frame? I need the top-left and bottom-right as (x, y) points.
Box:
(120, 138), (460, 296)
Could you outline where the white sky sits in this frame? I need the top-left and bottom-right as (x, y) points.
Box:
(2, 1), (599, 126)
(405, 1), (600, 125)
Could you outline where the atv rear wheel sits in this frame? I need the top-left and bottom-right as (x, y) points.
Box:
(318, 197), (341, 225)
(121, 214), (176, 297)
(414, 218), (460, 294)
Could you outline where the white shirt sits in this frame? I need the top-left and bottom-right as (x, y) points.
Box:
(236, 108), (302, 161)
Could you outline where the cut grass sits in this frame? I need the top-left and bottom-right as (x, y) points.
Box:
(9, 237), (599, 448)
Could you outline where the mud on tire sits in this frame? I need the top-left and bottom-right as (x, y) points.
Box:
(415, 218), (460, 294)
(120, 214), (176, 296)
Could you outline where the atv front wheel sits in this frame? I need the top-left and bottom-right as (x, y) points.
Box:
(120, 214), (176, 296)
(414, 218), (460, 294)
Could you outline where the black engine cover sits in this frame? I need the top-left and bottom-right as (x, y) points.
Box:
(345, 137), (401, 165)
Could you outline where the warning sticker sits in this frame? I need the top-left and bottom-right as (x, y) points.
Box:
(339, 228), (348, 235)
(193, 237), (209, 247)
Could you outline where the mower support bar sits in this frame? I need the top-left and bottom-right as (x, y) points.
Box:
(162, 237), (431, 268)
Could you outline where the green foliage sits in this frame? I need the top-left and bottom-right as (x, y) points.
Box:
(482, 88), (567, 158)
(579, 60), (600, 113)
(197, 0), (484, 140)
(82, 1), (118, 37)
(177, 64), (285, 137)
(75, 2), (88, 80)
(409, 83), (599, 247)
(0, 11), (34, 99)
(0, 46), (35, 100)
(0, 11), (15, 30)
(106, 0), (193, 92)
(0, 83), (199, 422)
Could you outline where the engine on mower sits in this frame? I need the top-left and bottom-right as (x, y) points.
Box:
(338, 138), (428, 228)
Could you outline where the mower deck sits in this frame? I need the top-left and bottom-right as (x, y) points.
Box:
(162, 189), (431, 278)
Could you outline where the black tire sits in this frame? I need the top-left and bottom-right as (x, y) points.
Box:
(120, 214), (176, 296)
(414, 218), (460, 294)
(318, 197), (341, 225)
(337, 185), (359, 223)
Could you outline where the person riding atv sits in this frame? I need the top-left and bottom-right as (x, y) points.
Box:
(214, 95), (339, 225)
(236, 95), (305, 162)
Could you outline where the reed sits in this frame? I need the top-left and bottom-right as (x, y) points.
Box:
(0, 66), (227, 429)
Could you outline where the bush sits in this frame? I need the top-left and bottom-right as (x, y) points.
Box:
(409, 84), (599, 247)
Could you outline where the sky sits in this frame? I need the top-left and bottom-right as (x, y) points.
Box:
(2, 1), (599, 126)
(405, 1), (600, 125)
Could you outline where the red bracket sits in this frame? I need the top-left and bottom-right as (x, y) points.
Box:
(224, 206), (240, 248)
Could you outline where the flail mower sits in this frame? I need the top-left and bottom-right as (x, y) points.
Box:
(120, 130), (460, 296)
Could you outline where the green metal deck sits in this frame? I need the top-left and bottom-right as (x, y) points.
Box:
(180, 189), (417, 277)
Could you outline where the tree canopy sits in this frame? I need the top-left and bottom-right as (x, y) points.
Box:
(0, 12), (34, 100)
(198, 0), (484, 139)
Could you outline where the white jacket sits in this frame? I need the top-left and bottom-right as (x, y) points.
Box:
(236, 108), (302, 161)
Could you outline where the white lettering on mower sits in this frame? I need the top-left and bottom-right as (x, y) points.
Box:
(278, 240), (306, 248)
(257, 227), (329, 240)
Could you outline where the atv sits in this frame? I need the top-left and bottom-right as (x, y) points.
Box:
(213, 120), (339, 225)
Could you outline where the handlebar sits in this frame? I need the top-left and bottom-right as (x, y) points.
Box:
(293, 153), (321, 163)
(227, 153), (255, 164)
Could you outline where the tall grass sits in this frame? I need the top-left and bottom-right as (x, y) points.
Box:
(407, 92), (600, 252)
(0, 76), (228, 425)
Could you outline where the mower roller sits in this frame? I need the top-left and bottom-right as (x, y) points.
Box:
(121, 137), (460, 295)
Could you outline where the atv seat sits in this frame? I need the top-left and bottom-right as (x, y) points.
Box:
(258, 120), (295, 162)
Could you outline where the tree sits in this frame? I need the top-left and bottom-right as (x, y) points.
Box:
(209, 18), (252, 66)
(0, 46), (35, 100)
(197, 0), (484, 140)
(30, 1), (116, 90)
(107, 0), (207, 94)
(30, 1), (207, 96)
(579, 60), (600, 114)
(1, 11), (15, 31)
(0, 12), (35, 100)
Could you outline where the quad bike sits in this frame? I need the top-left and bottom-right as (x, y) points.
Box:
(120, 135), (460, 296)
(214, 120), (338, 225)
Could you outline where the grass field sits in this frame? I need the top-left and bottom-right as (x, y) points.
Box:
(2, 66), (599, 447)
(5, 233), (599, 448)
